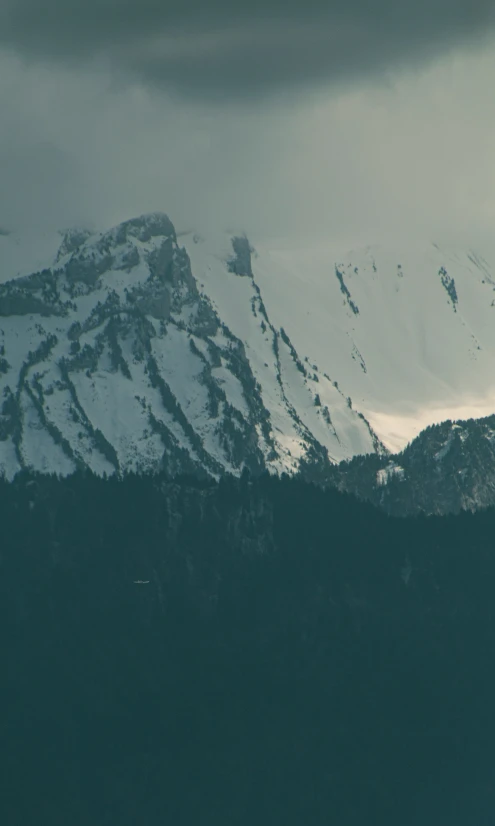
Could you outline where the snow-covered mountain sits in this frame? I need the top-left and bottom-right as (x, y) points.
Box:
(2, 211), (495, 482)
(245, 238), (495, 453)
(0, 214), (382, 479)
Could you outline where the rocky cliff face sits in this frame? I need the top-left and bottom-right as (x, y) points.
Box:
(0, 213), (381, 479)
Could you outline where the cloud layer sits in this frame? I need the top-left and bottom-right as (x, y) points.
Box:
(2, 43), (495, 249)
(1, 0), (495, 97)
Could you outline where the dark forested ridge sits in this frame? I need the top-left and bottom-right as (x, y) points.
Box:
(328, 414), (495, 516)
(2, 471), (495, 825)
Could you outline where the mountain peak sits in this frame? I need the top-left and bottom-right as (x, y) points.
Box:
(0, 214), (379, 480)
(3, 214), (495, 488)
(107, 212), (176, 244)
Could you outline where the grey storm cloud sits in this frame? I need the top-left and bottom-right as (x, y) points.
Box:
(1, 0), (495, 97)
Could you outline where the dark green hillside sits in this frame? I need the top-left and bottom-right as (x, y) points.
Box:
(1, 471), (495, 825)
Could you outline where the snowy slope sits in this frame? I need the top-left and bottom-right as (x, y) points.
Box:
(0, 214), (380, 479)
(182, 232), (495, 448)
(245, 240), (495, 451)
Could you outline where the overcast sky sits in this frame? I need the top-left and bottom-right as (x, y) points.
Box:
(2, 0), (495, 246)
